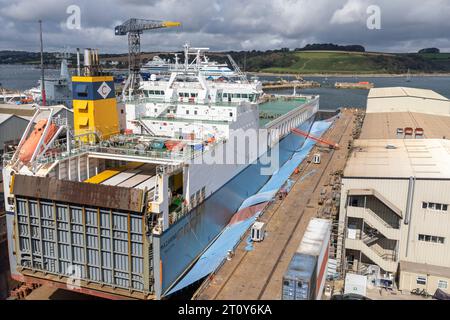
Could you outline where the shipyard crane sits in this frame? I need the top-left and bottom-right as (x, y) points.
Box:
(115, 18), (181, 99)
(291, 128), (340, 150)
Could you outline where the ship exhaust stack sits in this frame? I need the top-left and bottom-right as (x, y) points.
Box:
(73, 48), (119, 142)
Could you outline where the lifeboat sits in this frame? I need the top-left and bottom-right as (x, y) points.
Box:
(19, 119), (58, 163)
(164, 140), (185, 151)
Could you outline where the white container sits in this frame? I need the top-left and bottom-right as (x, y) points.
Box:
(344, 273), (367, 297)
(313, 153), (321, 164)
(251, 221), (266, 242)
(296, 218), (331, 300)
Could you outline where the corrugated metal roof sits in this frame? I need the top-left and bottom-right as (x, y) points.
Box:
(0, 114), (13, 124)
(344, 139), (450, 179)
(0, 113), (30, 125)
(400, 260), (450, 278)
(368, 87), (448, 100)
(366, 87), (450, 116)
(360, 112), (450, 139)
(0, 104), (72, 120)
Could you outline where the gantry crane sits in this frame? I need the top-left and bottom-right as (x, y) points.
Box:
(115, 18), (181, 99)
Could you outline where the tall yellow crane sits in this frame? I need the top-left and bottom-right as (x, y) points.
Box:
(115, 18), (181, 98)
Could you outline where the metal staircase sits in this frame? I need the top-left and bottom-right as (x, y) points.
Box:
(345, 238), (397, 272)
(347, 206), (400, 240)
(137, 119), (156, 136)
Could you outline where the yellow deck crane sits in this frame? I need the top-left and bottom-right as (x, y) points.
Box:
(115, 18), (181, 99)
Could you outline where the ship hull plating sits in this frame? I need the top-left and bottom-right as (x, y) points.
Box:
(154, 113), (316, 297)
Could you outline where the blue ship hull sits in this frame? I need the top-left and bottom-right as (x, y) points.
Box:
(154, 113), (316, 297)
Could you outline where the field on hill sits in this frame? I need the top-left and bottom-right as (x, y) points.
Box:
(246, 51), (450, 75)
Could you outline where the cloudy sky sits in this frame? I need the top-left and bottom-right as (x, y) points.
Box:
(1, 0), (450, 53)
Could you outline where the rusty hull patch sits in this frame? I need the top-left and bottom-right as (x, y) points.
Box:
(12, 175), (144, 213)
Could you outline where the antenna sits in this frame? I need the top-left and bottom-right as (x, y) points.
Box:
(227, 54), (248, 83)
(38, 20), (46, 106)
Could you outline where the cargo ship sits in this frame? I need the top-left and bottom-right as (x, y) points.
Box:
(2, 47), (319, 300)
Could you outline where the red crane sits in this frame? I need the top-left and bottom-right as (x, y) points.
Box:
(291, 128), (339, 149)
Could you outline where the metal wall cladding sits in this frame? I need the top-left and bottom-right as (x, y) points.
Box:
(13, 175), (144, 213)
(16, 198), (147, 292)
(282, 253), (317, 300)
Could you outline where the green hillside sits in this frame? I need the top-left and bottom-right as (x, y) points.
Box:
(242, 51), (450, 74)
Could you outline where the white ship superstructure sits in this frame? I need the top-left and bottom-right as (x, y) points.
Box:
(141, 44), (235, 80)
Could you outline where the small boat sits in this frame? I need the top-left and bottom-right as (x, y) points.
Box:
(19, 119), (58, 163)
(406, 69), (412, 82)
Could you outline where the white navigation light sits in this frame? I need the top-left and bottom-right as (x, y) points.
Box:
(98, 81), (111, 99)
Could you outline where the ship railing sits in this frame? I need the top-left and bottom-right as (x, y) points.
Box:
(123, 95), (254, 108)
(35, 144), (190, 164)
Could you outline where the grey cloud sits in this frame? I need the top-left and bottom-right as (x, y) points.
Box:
(0, 0), (449, 53)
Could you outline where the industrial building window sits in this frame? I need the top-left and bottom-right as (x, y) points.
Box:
(416, 276), (427, 285)
(438, 280), (448, 289)
(418, 234), (445, 244)
(422, 202), (448, 212)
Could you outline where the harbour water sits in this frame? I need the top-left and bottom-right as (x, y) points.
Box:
(265, 75), (450, 110)
(1, 64), (449, 110)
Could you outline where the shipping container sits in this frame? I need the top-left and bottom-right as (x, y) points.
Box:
(282, 253), (317, 300)
(283, 218), (331, 300)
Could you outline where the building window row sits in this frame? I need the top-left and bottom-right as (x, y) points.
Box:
(422, 202), (448, 211)
(418, 234), (445, 244)
(179, 92), (198, 98)
(415, 277), (448, 289)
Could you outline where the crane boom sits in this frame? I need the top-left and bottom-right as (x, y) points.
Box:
(114, 18), (181, 99)
(291, 128), (339, 149)
(114, 19), (181, 35)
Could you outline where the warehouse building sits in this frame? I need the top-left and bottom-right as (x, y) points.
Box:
(337, 87), (450, 295)
(0, 114), (30, 158)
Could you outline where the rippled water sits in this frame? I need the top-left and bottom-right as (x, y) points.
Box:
(264, 75), (450, 110)
(0, 64), (61, 90)
(1, 64), (449, 110)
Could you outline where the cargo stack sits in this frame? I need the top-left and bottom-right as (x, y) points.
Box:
(282, 218), (331, 300)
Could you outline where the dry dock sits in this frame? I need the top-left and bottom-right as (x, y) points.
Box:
(194, 109), (359, 300)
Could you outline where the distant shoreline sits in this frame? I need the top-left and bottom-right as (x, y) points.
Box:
(2, 63), (450, 78)
(249, 72), (450, 78)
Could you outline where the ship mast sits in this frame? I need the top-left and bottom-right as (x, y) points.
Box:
(39, 20), (46, 106)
